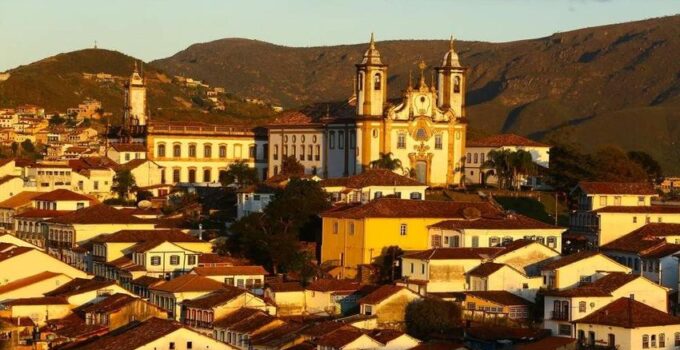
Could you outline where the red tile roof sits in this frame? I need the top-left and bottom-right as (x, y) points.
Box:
(1, 296), (68, 306)
(319, 169), (425, 188)
(429, 214), (560, 230)
(515, 336), (577, 350)
(33, 189), (93, 202)
(306, 279), (361, 293)
(321, 198), (500, 219)
(44, 278), (116, 297)
(359, 285), (412, 305)
(316, 327), (368, 348)
(467, 134), (549, 148)
(369, 329), (409, 344)
(0, 191), (42, 209)
(150, 274), (224, 293)
(403, 247), (503, 261)
(198, 253), (250, 266)
(578, 181), (656, 195)
(544, 272), (639, 297)
(464, 291), (532, 306)
(79, 293), (142, 314)
(0, 175), (18, 186)
(267, 282), (304, 293)
(131, 275), (163, 288)
(0, 271), (62, 294)
(90, 229), (201, 243)
(0, 246), (33, 262)
(212, 307), (266, 328)
(466, 262), (507, 277)
(191, 266), (268, 277)
(574, 297), (680, 328)
(182, 287), (249, 309)
(13, 209), (71, 218)
(65, 317), (186, 350)
(595, 205), (680, 214)
(601, 223), (680, 258)
(540, 250), (600, 270)
(46, 204), (149, 225)
(110, 143), (147, 152)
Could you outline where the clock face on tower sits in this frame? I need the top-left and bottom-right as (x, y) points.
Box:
(414, 94), (431, 115)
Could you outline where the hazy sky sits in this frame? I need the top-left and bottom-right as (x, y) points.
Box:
(1, 0), (678, 71)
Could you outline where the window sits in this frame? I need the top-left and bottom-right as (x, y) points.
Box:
(659, 333), (665, 347)
(410, 263), (414, 273)
(651, 334), (657, 347)
(466, 152), (471, 163)
(150, 256), (161, 266)
(489, 237), (500, 247)
(173, 169), (180, 183)
(187, 341), (193, 349)
(349, 222), (355, 235)
(599, 196), (607, 206)
(329, 131), (336, 149)
(93, 181), (99, 190)
(480, 153), (485, 164)
(299, 145), (304, 160)
(308, 145), (313, 160)
(157, 144), (166, 157)
(169, 342), (175, 350)
(421, 264), (425, 274)
(431, 235), (442, 248)
(614, 196), (621, 205)
(633, 216), (638, 223)
(315, 145), (321, 161)
(333, 222), (339, 234)
(169, 255), (180, 265)
(374, 73), (381, 90)
(173, 144), (181, 157)
(638, 196), (645, 206)
(397, 134), (406, 149)
(202, 144), (212, 158)
(674, 332), (680, 346)
(203, 169), (211, 182)
(435, 134), (442, 150)
(410, 192), (422, 200)
(471, 236), (479, 247)
(578, 301), (586, 312)
(219, 145), (227, 158)
(364, 305), (373, 315)
(358, 73), (363, 91)
(273, 145), (279, 160)
(188, 144), (197, 157)
(374, 191), (383, 199)
(77, 202), (85, 210)
(400, 224), (407, 236)
(250, 145), (257, 159)
(187, 255), (197, 265)
(339, 131), (345, 149)
(453, 76), (461, 93)
(124, 153), (130, 161)
(547, 236), (557, 248)
(474, 153), (478, 164)
(558, 324), (572, 336)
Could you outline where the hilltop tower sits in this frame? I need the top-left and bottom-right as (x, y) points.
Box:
(125, 61), (148, 127)
(355, 33), (387, 117)
(436, 36), (466, 117)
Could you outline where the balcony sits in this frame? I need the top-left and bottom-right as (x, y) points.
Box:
(551, 310), (569, 321)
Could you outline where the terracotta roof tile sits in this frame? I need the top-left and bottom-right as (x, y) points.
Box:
(65, 317), (185, 350)
(307, 279), (360, 292)
(91, 229), (200, 243)
(369, 329), (408, 343)
(198, 253), (251, 266)
(45, 278), (116, 297)
(544, 272), (639, 297)
(267, 282), (304, 293)
(13, 209), (71, 218)
(249, 322), (306, 347)
(79, 293), (143, 314)
(110, 143), (147, 152)
(601, 223), (680, 258)
(0, 191), (42, 209)
(403, 247), (503, 260)
(467, 134), (549, 148)
(131, 275), (163, 288)
(182, 287), (249, 309)
(541, 251), (600, 270)
(316, 327), (367, 348)
(46, 204), (149, 225)
(191, 266), (268, 277)
(574, 297), (680, 328)
(429, 214), (560, 230)
(464, 291), (532, 306)
(1, 296), (68, 306)
(321, 198), (500, 219)
(213, 308), (265, 328)
(0, 175), (19, 186)
(319, 169), (425, 188)
(33, 189), (93, 202)
(0, 246), (33, 262)
(150, 274), (224, 293)
(578, 181), (656, 195)
(359, 285), (412, 305)
(466, 262), (506, 277)
(515, 337), (577, 350)
(0, 271), (62, 294)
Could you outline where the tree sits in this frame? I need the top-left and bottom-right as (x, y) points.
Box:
(20, 139), (34, 153)
(628, 150), (663, 183)
(225, 178), (330, 274)
(508, 149), (536, 189)
(281, 155), (304, 176)
(112, 169), (136, 199)
(221, 160), (258, 188)
(591, 146), (647, 182)
(49, 113), (65, 125)
(370, 152), (402, 171)
(376, 246), (403, 283)
(405, 298), (461, 339)
(10, 142), (18, 156)
(546, 142), (596, 193)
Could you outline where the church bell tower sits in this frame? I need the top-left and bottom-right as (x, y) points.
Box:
(355, 33), (387, 117)
(436, 36), (466, 117)
(125, 61), (148, 127)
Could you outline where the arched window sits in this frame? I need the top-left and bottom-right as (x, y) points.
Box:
(454, 76), (461, 93)
(203, 169), (211, 182)
(299, 145), (305, 161)
(203, 144), (212, 158)
(273, 145), (279, 160)
(578, 301), (586, 312)
(188, 144), (197, 158)
(315, 145), (320, 161)
(642, 334), (649, 348)
(307, 145), (313, 160)
(373, 73), (381, 90)
(173, 144), (181, 158)
(219, 145), (227, 158)
(157, 144), (166, 157)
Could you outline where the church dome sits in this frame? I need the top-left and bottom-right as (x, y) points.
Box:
(361, 33), (383, 65)
(442, 35), (462, 67)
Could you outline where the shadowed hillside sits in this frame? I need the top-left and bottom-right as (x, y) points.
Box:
(153, 15), (680, 172)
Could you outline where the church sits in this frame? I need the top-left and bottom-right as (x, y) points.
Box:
(108, 35), (468, 187)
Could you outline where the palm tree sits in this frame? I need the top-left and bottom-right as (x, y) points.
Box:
(370, 152), (403, 171)
(482, 149), (537, 190)
(508, 149), (536, 190)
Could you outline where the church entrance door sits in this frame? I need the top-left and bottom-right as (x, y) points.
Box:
(415, 161), (427, 184)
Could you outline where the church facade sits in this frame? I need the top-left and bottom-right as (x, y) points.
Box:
(109, 35), (468, 187)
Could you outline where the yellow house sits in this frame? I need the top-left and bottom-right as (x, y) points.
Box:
(0, 233), (40, 249)
(190, 266), (268, 290)
(573, 297), (680, 350)
(0, 296), (72, 326)
(543, 272), (668, 338)
(0, 271), (72, 301)
(80, 293), (167, 331)
(540, 251), (631, 290)
(0, 191), (42, 230)
(212, 308), (285, 349)
(264, 282), (306, 316)
(467, 262), (543, 302)
(0, 175), (24, 202)
(358, 285), (422, 329)
(44, 277), (135, 307)
(320, 198), (501, 278)
(462, 290), (532, 320)
(0, 246), (88, 284)
(149, 274), (225, 320)
(319, 168), (428, 204)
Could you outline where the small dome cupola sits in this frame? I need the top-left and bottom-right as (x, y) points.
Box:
(442, 35), (462, 68)
(361, 33), (383, 65)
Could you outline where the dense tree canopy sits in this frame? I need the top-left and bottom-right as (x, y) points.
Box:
(370, 152), (402, 171)
(112, 169), (137, 200)
(221, 160), (258, 188)
(481, 149), (536, 190)
(281, 156), (305, 176)
(405, 298), (462, 339)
